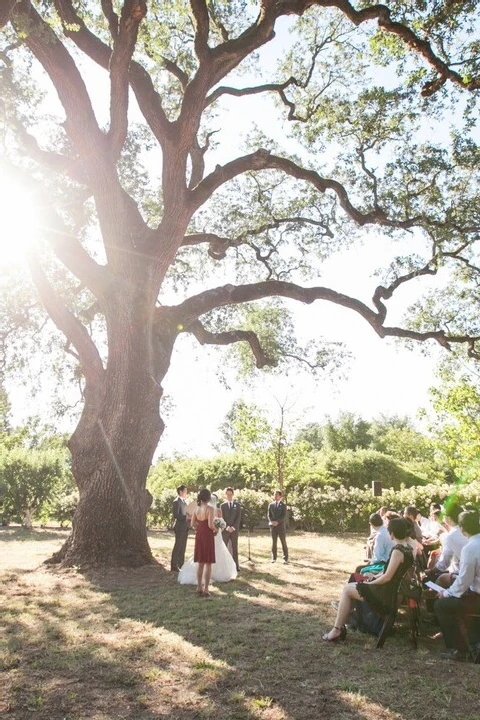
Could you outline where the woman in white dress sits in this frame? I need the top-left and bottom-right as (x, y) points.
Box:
(178, 494), (237, 585)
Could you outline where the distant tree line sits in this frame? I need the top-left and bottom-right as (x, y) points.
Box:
(1, 375), (479, 530)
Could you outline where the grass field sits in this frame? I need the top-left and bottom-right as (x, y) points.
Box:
(1, 527), (479, 720)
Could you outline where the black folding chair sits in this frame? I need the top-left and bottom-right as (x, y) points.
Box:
(376, 568), (422, 649)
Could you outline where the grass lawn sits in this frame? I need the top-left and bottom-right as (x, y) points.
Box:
(1, 527), (478, 720)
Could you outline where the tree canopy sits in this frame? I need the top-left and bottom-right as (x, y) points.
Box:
(1, 1), (479, 567)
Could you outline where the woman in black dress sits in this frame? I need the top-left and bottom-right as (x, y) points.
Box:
(323, 517), (413, 641)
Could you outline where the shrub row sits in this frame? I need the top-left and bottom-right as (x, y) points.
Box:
(147, 480), (480, 532)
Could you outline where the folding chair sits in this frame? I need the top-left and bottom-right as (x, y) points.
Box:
(376, 568), (422, 649)
(465, 613), (480, 663)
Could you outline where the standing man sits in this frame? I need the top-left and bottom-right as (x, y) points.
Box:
(170, 484), (189, 572)
(221, 487), (242, 571)
(268, 490), (288, 564)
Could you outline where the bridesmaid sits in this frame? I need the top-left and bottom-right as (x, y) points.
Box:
(191, 488), (216, 597)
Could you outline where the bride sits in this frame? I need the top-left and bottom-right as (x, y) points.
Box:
(178, 494), (237, 584)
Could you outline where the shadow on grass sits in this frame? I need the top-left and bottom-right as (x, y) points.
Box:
(0, 527), (67, 543)
(99, 567), (478, 720)
(3, 538), (480, 720)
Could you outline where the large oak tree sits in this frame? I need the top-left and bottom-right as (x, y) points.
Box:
(1, 1), (479, 566)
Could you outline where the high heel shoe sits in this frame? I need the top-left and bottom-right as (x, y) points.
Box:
(322, 625), (347, 642)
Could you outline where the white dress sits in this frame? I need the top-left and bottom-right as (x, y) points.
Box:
(178, 532), (237, 584)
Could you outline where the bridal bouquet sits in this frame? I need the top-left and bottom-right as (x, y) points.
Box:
(214, 517), (226, 531)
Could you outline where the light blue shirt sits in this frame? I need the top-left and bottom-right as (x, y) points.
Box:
(444, 533), (480, 598)
(372, 524), (394, 564)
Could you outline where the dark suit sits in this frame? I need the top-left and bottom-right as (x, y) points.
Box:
(221, 500), (242, 570)
(268, 501), (288, 561)
(170, 496), (189, 571)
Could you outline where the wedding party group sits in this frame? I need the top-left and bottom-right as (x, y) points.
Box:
(169, 485), (288, 597)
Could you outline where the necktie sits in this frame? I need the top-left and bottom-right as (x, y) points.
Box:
(229, 502), (232, 509)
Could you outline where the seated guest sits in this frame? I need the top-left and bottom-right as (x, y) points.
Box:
(423, 509), (446, 548)
(323, 518), (414, 642)
(359, 513), (394, 574)
(420, 503), (442, 533)
(404, 506), (423, 544)
(378, 506), (388, 524)
(404, 517), (424, 560)
(425, 502), (468, 587)
(434, 510), (480, 661)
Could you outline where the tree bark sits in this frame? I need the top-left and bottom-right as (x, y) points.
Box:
(50, 295), (173, 568)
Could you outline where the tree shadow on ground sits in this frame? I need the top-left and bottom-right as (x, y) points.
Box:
(98, 566), (479, 720)
(3, 536), (479, 720)
(0, 527), (67, 543)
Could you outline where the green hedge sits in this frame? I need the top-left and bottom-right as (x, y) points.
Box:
(290, 480), (480, 532)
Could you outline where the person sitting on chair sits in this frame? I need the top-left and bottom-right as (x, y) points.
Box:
(424, 502), (468, 587)
(358, 513), (393, 574)
(434, 510), (480, 661)
(323, 518), (413, 642)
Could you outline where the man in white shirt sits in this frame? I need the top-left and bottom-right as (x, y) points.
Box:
(434, 511), (480, 661)
(426, 503), (468, 586)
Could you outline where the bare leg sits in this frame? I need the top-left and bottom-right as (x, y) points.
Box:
(325, 583), (363, 640)
(197, 562), (205, 593)
(203, 563), (212, 595)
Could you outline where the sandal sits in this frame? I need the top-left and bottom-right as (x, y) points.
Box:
(322, 625), (347, 642)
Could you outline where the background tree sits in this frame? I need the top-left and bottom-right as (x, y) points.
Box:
(0, 446), (68, 528)
(1, 1), (480, 567)
(427, 362), (480, 478)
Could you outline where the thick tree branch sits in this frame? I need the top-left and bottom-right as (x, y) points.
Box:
(277, 0), (480, 95)
(190, 0), (211, 61)
(188, 130), (219, 189)
(53, 0), (171, 146)
(28, 254), (105, 389)
(171, 280), (480, 356)
(189, 149), (420, 229)
(0, 0), (18, 28)
(185, 320), (275, 368)
(107, 1), (147, 159)
(161, 56), (189, 88)
(100, 0), (119, 40)
(8, 116), (88, 186)
(12, 2), (105, 155)
(6, 161), (112, 299)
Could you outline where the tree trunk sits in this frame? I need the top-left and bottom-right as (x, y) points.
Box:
(49, 296), (174, 568)
(23, 508), (34, 530)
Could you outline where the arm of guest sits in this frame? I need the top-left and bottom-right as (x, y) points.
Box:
(444, 545), (474, 598)
(435, 534), (453, 573)
(367, 549), (404, 586)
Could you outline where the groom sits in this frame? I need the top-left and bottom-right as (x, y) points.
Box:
(221, 487), (242, 571)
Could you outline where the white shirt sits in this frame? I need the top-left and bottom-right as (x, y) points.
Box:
(371, 524), (394, 564)
(435, 525), (468, 574)
(444, 533), (480, 598)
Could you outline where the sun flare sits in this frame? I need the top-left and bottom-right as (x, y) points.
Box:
(0, 169), (41, 267)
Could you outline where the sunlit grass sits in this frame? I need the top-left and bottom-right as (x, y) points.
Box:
(1, 527), (479, 720)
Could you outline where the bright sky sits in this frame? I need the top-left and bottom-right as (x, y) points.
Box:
(0, 12), (456, 456)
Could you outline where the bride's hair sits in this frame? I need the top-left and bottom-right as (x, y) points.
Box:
(210, 493), (218, 507)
